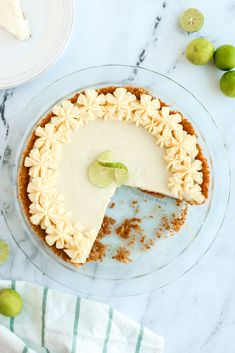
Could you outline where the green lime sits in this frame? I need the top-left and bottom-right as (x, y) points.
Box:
(220, 71), (235, 97)
(0, 289), (23, 317)
(98, 151), (113, 163)
(114, 168), (128, 186)
(180, 8), (204, 33)
(88, 161), (114, 188)
(214, 45), (235, 71)
(0, 240), (9, 265)
(186, 38), (214, 65)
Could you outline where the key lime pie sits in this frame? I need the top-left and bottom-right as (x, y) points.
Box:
(0, 0), (31, 40)
(18, 86), (209, 266)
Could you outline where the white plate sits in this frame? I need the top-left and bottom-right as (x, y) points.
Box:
(0, 0), (74, 89)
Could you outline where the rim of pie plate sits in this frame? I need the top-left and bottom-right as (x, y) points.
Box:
(18, 85), (210, 267)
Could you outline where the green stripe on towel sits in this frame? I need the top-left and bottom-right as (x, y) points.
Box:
(102, 307), (113, 353)
(9, 280), (16, 332)
(41, 287), (48, 348)
(22, 346), (28, 353)
(135, 325), (144, 353)
(71, 297), (81, 353)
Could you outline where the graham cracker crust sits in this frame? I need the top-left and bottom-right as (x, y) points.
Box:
(17, 85), (210, 266)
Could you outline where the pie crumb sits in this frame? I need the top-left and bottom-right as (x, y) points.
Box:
(87, 240), (108, 262)
(112, 247), (132, 263)
(176, 199), (182, 207)
(127, 236), (137, 247)
(156, 230), (162, 238)
(160, 206), (188, 235)
(141, 239), (156, 251)
(97, 216), (116, 240)
(171, 207), (188, 232)
(116, 218), (141, 239)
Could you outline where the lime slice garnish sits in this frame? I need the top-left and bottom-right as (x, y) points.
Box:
(99, 161), (128, 171)
(98, 161), (128, 185)
(89, 161), (114, 188)
(0, 289), (23, 317)
(89, 152), (129, 188)
(114, 168), (128, 186)
(98, 151), (113, 163)
(0, 240), (9, 265)
(180, 8), (204, 33)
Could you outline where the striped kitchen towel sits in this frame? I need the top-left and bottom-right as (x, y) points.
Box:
(0, 281), (164, 353)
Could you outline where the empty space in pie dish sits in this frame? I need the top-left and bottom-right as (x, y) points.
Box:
(57, 119), (175, 233)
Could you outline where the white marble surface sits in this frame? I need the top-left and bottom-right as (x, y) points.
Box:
(0, 0), (235, 352)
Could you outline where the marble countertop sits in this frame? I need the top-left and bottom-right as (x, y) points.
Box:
(1, 0), (235, 352)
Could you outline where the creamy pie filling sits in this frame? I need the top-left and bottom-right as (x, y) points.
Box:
(23, 88), (206, 264)
(57, 120), (174, 231)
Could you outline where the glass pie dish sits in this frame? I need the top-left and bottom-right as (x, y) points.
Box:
(0, 65), (230, 296)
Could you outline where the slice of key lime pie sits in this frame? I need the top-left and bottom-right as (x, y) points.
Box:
(0, 0), (31, 40)
(18, 86), (209, 266)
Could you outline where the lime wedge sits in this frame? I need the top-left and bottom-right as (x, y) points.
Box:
(98, 151), (113, 163)
(88, 161), (114, 188)
(114, 168), (128, 186)
(180, 8), (204, 33)
(0, 240), (9, 265)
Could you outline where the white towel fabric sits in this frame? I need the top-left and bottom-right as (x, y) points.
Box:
(0, 281), (164, 353)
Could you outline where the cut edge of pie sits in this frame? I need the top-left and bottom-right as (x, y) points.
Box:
(17, 85), (210, 267)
